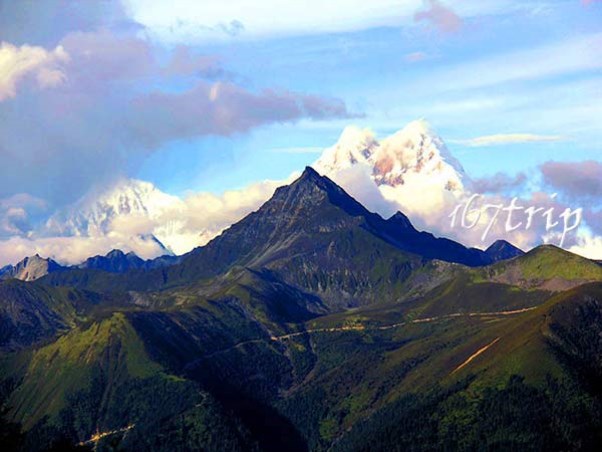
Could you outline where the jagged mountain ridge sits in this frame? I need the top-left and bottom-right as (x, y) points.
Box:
(0, 170), (533, 290)
(39, 167), (509, 308)
(30, 120), (468, 265)
(153, 166), (498, 288)
(78, 249), (181, 273)
(3, 171), (602, 450)
(0, 255), (65, 282)
(4, 245), (602, 449)
(0, 248), (183, 282)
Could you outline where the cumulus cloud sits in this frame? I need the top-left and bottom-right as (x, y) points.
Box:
(313, 126), (587, 253)
(453, 133), (564, 147)
(381, 184), (581, 252)
(0, 3), (358, 263)
(0, 42), (69, 100)
(569, 230), (602, 260)
(540, 160), (602, 199)
(171, 174), (299, 251)
(1, 151), (597, 264)
(127, 81), (356, 147)
(414, 0), (462, 34)
(107, 176), (299, 257)
(0, 235), (167, 266)
(0, 193), (48, 237)
(0, 30), (355, 209)
(330, 164), (400, 216)
(0, 174), (300, 266)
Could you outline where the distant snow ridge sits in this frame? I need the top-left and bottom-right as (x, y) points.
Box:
(39, 119), (468, 263)
(47, 179), (182, 237)
(315, 119), (466, 193)
(45, 179), (184, 255)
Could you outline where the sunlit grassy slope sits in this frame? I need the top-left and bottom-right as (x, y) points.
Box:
(2, 243), (602, 450)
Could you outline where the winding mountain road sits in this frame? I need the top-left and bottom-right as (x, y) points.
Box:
(192, 306), (538, 362)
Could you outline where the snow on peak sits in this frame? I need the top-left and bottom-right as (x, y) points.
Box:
(314, 119), (466, 192)
(314, 126), (377, 174)
(46, 178), (184, 238)
(397, 118), (432, 136)
(373, 120), (465, 190)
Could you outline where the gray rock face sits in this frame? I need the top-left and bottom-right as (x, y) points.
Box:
(0, 255), (65, 282)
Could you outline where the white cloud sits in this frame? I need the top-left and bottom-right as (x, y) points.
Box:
(159, 173), (299, 254)
(452, 133), (565, 147)
(569, 230), (602, 260)
(0, 42), (69, 100)
(1, 118), (599, 265)
(0, 193), (48, 237)
(0, 173), (299, 266)
(0, 235), (166, 266)
(312, 121), (590, 253)
(126, 0), (512, 42)
(0, 31), (355, 209)
(328, 168), (579, 253)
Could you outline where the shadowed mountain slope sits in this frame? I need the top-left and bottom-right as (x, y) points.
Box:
(484, 239), (524, 261)
(77, 249), (181, 273)
(40, 168), (498, 302)
(4, 169), (602, 451)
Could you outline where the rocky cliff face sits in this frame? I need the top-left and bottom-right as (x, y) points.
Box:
(0, 254), (64, 281)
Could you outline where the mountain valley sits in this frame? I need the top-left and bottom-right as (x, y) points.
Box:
(1, 169), (602, 451)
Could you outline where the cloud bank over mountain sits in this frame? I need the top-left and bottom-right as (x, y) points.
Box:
(0, 0), (600, 264)
(0, 120), (597, 266)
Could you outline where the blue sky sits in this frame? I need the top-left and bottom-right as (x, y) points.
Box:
(122, 0), (602, 195)
(0, 0), (601, 263)
(1, 0), (600, 197)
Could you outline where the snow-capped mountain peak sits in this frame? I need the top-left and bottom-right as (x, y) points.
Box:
(314, 126), (377, 174)
(314, 119), (466, 193)
(42, 178), (185, 259)
(373, 119), (465, 190)
(30, 119), (468, 267)
(0, 254), (64, 281)
(46, 178), (184, 238)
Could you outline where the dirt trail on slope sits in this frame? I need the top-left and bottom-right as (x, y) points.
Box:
(275, 306), (537, 340)
(451, 337), (501, 374)
(189, 307), (536, 363)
